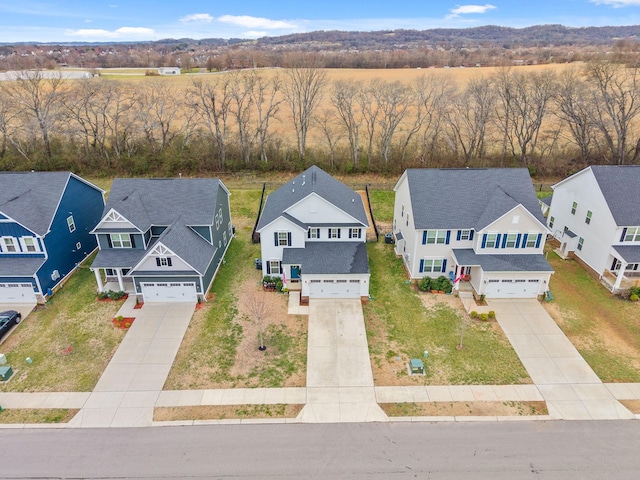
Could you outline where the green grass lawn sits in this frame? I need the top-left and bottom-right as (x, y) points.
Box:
(0, 262), (126, 392)
(364, 241), (531, 385)
(545, 251), (640, 382)
(369, 190), (395, 224)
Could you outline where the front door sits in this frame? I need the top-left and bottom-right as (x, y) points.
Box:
(291, 265), (301, 280)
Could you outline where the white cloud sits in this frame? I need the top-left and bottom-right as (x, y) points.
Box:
(66, 26), (155, 39)
(591, 0), (640, 6)
(180, 13), (213, 23)
(217, 15), (296, 30)
(243, 31), (268, 38)
(447, 4), (497, 18)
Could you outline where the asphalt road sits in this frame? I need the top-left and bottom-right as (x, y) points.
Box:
(1, 421), (639, 479)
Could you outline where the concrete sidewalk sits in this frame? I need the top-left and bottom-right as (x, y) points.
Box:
(67, 298), (195, 428)
(488, 299), (634, 420)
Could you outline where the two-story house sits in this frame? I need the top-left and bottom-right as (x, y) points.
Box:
(0, 172), (104, 304)
(256, 165), (370, 302)
(548, 165), (640, 292)
(393, 168), (553, 298)
(90, 178), (232, 303)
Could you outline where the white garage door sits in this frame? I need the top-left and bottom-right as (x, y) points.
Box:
(308, 279), (360, 298)
(0, 283), (37, 303)
(485, 279), (540, 298)
(141, 282), (197, 303)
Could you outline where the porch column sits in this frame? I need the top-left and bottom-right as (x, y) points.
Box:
(613, 260), (628, 292)
(116, 268), (125, 292)
(94, 269), (104, 293)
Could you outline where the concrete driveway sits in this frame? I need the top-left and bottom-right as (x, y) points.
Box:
(488, 299), (634, 420)
(0, 303), (37, 347)
(69, 298), (195, 428)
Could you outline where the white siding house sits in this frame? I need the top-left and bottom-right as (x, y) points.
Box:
(548, 166), (640, 292)
(256, 165), (370, 302)
(393, 168), (553, 299)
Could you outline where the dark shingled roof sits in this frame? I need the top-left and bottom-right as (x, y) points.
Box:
(91, 248), (147, 269)
(612, 245), (640, 264)
(452, 249), (554, 272)
(281, 242), (369, 275)
(257, 165), (369, 230)
(403, 168), (545, 230)
(590, 166), (640, 226)
(0, 257), (46, 276)
(0, 172), (76, 236)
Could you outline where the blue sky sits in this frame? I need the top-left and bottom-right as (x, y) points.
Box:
(2, 1), (640, 43)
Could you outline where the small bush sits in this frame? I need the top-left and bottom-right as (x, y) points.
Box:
(470, 311), (479, 319)
(109, 290), (127, 300)
(276, 279), (284, 292)
(630, 294), (639, 302)
(479, 313), (489, 321)
(479, 294), (486, 303)
(418, 277), (432, 291)
(488, 310), (496, 319)
(432, 275), (453, 293)
(629, 286), (640, 299)
(97, 291), (109, 300)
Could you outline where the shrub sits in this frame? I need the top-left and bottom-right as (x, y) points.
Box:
(276, 279), (284, 292)
(418, 277), (432, 291)
(629, 286), (640, 298)
(488, 310), (496, 319)
(630, 294), (639, 302)
(432, 275), (453, 293)
(479, 313), (489, 321)
(109, 290), (127, 300)
(97, 291), (109, 300)
(479, 294), (486, 303)
(470, 311), (479, 319)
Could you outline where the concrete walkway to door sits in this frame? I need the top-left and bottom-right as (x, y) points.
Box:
(488, 299), (634, 420)
(67, 297), (195, 428)
(296, 299), (388, 423)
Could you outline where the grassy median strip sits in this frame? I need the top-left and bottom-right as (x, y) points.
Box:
(154, 404), (303, 421)
(0, 409), (79, 424)
(380, 401), (548, 417)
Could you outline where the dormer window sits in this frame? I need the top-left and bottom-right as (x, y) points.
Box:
(156, 257), (172, 267)
(110, 233), (132, 248)
(67, 215), (76, 233)
(21, 237), (38, 252)
(1, 237), (17, 252)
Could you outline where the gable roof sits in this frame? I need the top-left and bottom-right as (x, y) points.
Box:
(282, 242), (369, 274)
(400, 168), (545, 230)
(589, 166), (640, 226)
(104, 178), (224, 231)
(257, 165), (369, 230)
(0, 171), (93, 236)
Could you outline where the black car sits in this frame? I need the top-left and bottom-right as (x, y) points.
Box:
(0, 310), (22, 341)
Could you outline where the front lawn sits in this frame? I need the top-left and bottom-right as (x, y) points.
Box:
(545, 251), (640, 382)
(0, 261), (126, 392)
(364, 241), (531, 385)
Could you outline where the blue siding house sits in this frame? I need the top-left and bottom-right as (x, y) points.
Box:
(0, 172), (105, 303)
(90, 178), (232, 303)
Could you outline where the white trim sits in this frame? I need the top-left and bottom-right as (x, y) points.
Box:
(91, 208), (142, 234)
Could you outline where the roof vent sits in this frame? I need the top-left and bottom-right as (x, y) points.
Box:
(302, 175), (306, 186)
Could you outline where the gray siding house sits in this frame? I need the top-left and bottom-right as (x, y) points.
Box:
(90, 178), (232, 303)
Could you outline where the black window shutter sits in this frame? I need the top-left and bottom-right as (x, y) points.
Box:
(266, 262), (271, 274)
(338, 229), (341, 239)
(621, 228), (628, 242)
(107, 235), (112, 248)
(287, 232), (291, 246)
(349, 229), (353, 239)
(307, 229), (311, 239)
(130, 235), (136, 248)
(167, 257), (172, 267)
(274, 232), (278, 246)
(156, 258), (161, 267)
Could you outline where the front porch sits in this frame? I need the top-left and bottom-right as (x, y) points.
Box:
(606, 245), (640, 292)
(601, 270), (640, 293)
(92, 267), (136, 294)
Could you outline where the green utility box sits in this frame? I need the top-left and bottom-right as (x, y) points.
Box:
(409, 358), (424, 375)
(0, 365), (13, 382)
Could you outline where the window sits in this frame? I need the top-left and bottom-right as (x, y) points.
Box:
(67, 215), (76, 233)
(406, 214), (410, 227)
(549, 216), (555, 229)
(401, 204), (405, 217)
(526, 234), (537, 248)
(22, 237), (37, 252)
(459, 230), (471, 241)
(269, 261), (280, 274)
(349, 228), (361, 239)
(278, 231), (289, 246)
(2, 237), (17, 252)
(485, 233), (498, 248)
(156, 257), (172, 267)
(585, 210), (592, 224)
(308, 228), (320, 239)
(578, 237), (584, 251)
(329, 228), (340, 239)
(425, 230), (446, 245)
(571, 201), (577, 215)
(421, 259), (444, 273)
(223, 231), (227, 246)
(76, 242), (82, 250)
(110, 233), (132, 248)
(505, 233), (518, 248)
(624, 227), (640, 242)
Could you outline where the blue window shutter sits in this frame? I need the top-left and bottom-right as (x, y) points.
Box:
(469, 230), (474, 241)
(422, 231), (427, 245)
(535, 233), (542, 248)
(419, 259), (424, 273)
(287, 232), (291, 246)
(266, 262), (271, 274)
(495, 234), (501, 249)
(501, 234), (507, 249)
(481, 234), (487, 248)
(445, 230), (451, 245)
(442, 259), (447, 273)
(515, 234), (521, 248)
(621, 228), (627, 242)
(456, 230), (461, 241)
(521, 233), (528, 248)
(274, 232), (278, 246)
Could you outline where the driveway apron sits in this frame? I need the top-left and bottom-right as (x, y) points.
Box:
(297, 299), (388, 423)
(68, 301), (195, 428)
(488, 299), (634, 420)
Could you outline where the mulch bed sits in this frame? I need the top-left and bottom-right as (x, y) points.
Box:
(112, 317), (135, 329)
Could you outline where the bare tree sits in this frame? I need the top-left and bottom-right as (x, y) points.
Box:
(413, 75), (452, 165)
(229, 71), (255, 164)
(331, 80), (363, 168)
(374, 80), (411, 165)
(314, 108), (344, 168)
(249, 72), (283, 164)
(358, 79), (381, 163)
(134, 80), (184, 153)
(0, 83), (31, 160)
(585, 61), (640, 164)
(242, 289), (274, 351)
(282, 66), (327, 161)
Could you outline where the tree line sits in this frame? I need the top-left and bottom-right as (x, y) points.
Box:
(1, 60), (640, 177)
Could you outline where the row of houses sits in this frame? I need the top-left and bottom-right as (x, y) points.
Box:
(1, 165), (638, 305)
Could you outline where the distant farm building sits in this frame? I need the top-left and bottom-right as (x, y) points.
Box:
(158, 67), (181, 75)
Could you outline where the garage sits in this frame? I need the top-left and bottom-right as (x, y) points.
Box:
(308, 279), (361, 298)
(141, 282), (197, 303)
(484, 279), (541, 298)
(0, 283), (37, 303)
